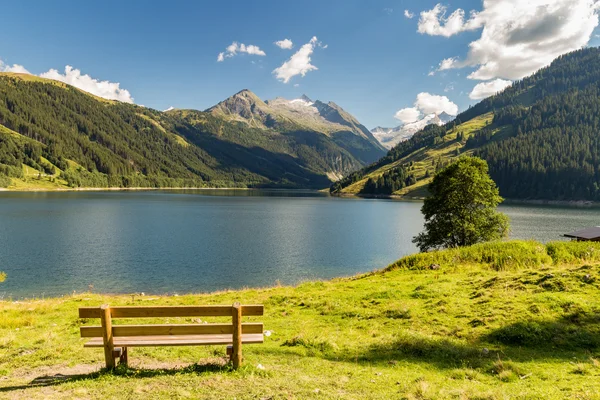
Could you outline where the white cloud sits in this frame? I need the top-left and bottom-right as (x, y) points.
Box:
(444, 83), (455, 92)
(394, 107), (421, 124)
(2, 58), (135, 103)
(418, 4), (482, 37)
(394, 92), (458, 124)
(217, 42), (266, 62)
(164, 106), (175, 111)
(384, 8), (394, 15)
(438, 57), (458, 71)
(469, 78), (512, 99)
(39, 66), (134, 103)
(415, 92), (458, 115)
(275, 39), (293, 49)
(293, 83), (300, 87)
(421, 0), (600, 81)
(273, 36), (321, 83)
(0, 59), (31, 74)
(404, 10), (414, 19)
(242, 44), (265, 55)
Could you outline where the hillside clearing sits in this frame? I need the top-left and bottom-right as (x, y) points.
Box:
(339, 113), (495, 197)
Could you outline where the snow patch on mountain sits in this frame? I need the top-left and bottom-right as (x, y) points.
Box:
(372, 112), (453, 149)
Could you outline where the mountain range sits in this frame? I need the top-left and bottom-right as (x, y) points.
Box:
(331, 47), (600, 202)
(0, 75), (385, 189)
(371, 112), (454, 149)
(3, 47), (600, 200)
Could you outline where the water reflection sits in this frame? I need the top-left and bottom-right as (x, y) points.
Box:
(0, 191), (596, 298)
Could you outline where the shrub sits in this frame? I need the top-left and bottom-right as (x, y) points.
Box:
(387, 240), (551, 271)
(546, 241), (600, 264)
(0, 175), (10, 188)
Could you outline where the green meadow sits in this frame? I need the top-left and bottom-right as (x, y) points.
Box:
(2, 240), (600, 399)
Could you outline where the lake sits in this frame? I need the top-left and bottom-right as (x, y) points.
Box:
(0, 190), (598, 299)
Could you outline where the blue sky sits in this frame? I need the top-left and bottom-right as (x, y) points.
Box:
(1, 0), (599, 129)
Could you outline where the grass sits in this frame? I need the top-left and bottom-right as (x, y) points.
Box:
(0, 125), (36, 143)
(8, 161), (69, 190)
(2, 240), (600, 399)
(136, 113), (190, 147)
(7, 177), (69, 191)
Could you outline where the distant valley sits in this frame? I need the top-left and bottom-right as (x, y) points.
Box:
(332, 47), (600, 202)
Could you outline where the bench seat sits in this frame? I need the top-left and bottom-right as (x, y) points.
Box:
(79, 303), (263, 369)
(83, 333), (264, 347)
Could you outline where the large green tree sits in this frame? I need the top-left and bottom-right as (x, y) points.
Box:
(413, 156), (509, 252)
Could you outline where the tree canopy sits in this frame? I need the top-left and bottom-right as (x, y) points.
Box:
(413, 157), (509, 252)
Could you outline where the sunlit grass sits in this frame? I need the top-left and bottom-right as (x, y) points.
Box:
(1, 240), (600, 398)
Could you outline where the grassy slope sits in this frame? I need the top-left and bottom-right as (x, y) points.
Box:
(136, 113), (190, 148)
(0, 124), (69, 189)
(339, 113), (499, 198)
(2, 240), (600, 399)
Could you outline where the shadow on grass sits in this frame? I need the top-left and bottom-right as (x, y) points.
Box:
(329, 312), (600, 368)
(330, 333), (491, 369)
(483, 312), (600, 350)
(0, 362), (230, 393)
(0, 371), (103, 393)
(278, 313), (600, 369)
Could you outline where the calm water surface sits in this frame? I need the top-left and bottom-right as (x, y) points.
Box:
(0, 190), (598, 298)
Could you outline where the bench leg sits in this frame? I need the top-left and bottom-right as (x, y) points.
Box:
(232, 303), (243, 369)
(100, 305), (115, 369)
(119, 347), (128, 367)
(226, 345), (233, 362)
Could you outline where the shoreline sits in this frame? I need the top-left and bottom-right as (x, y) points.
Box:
(0, 186), (327, 193)
(332, 192), (600, 206)
(3, 185), (599, 206)
(501, 198), (597, 207)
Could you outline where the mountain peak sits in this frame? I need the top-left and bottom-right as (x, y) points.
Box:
(232, 89), (260, 99)
(371, 113), (449, 149)
(437, 112), (454, 125)
(205, 89), (384, 153)
(206, 89), (268, 123)
(371, 126), (392, 133)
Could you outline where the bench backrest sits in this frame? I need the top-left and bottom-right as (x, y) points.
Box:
(79, 304), (264, 338)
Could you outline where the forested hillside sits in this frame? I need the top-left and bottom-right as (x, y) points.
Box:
(332, 47), (600, 201)
(0, 73), (382, 190)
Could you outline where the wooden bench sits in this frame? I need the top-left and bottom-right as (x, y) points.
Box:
(79, 302), (264, 369)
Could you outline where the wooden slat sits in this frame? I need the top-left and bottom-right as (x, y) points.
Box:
(80, 323), (263, 337)
(79, 305), (263, 319)
(83, 333), (264, 347)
